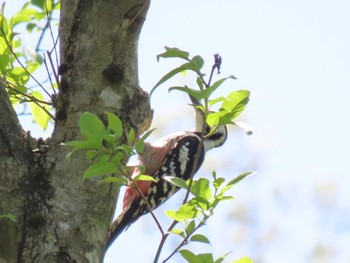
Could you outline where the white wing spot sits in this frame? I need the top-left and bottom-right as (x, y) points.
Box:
(179, 145), (189, 175)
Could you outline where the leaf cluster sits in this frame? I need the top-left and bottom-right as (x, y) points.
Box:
(151, 47), (252, 135)
(0, 1), (60, 130)
(163, 171), (253, 263)
(66, 112), (154, 184)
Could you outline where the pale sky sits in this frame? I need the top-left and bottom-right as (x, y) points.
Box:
(4, 0), (350, 262)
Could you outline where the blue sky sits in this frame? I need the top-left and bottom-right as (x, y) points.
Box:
(4, 0), (350, 262)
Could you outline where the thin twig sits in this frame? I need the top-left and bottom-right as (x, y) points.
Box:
(47, 51), (58, 95)
(0, 29), (53, 100)
(163, 218), (208, 262)
(7, 85), (52, 105)
(45, 2), (60, 90)
(43, 53), (55, 93)
(129, 175), (165, 237)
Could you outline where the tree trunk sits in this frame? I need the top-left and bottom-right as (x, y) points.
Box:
(0, 0), (151, 262)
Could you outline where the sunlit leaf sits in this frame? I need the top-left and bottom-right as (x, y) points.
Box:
(214, 252), (232, 263)
(166, 203), (197, 222)
(213, 177), (225, 190)
(208, 96), (225, 107)
(0, 54), (9, 70)
(191, 178), (212, 201)
(233, 256), (254, 263)
(12, 8), (42, 25)
(26, 61), (40, 73)
(133, 174), (157, 183)
(29, 91), (50, 130)
(221, 90), (250, 119)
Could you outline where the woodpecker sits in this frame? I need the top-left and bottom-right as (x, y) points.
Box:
(106, 97), (227, 249)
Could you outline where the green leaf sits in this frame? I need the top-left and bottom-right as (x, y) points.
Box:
(32, 0), (53, 11)
(202, 75), (236, 100)
(214, 252), (232, 263)
(0, 54), (10, 70)
(10, 67), (29, 84)
(100, 176), (128, 185)
(65, 139), (101, 151)
(233, 256), (254, 263)
(213, 177), (225, 191)
(133, 175), (157, 183)
(171, 228), (186, 238)
(151, 61), (202, 95)
(180, 250), (214, 263)
(29, 91), (50, 130)
(180, 250), (199, 263)
(208, 96), (226, 107)
(26, 61), (40, 73)
(163, 176), (188, 190)
(218, 171), (254, 198)
(128, 127), (135, 146)
(135, 128), (155, 154)
(26, 22), (36, 32)
(221, 90), (250, 119)
(206, 112), (222, 128)
(83, 161), (116, 179)
(0, 213), (17, 222)
(11, 8), (42, 25)
(139, 128), (156, 142)
(157, 46), (190, 61)
(227, 171), (254, 187)
(86, 150), (97, 160)
(166, 203), (197, 222)
(196, 76), (204, 90)
(191, 178), (212, 201)
(185, 220), (196, 235)
(79, 112), (105, 139)
(168, 86), (204, 102)
(135, 140), (145, 154)
(111, 152), (124, 166)
(106, 112), (123, 138)
(190, 234), (211, 244)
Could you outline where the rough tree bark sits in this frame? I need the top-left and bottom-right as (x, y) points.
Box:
(0, 0), (152, 262)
